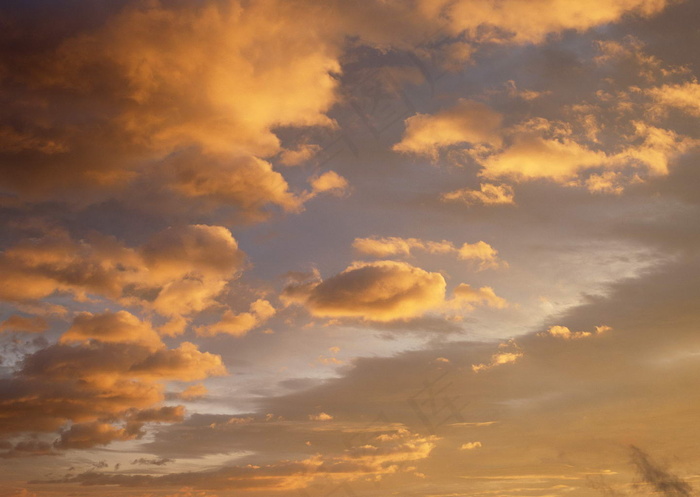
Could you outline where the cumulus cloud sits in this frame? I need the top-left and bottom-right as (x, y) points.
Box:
(0, 312), (224, 444)
(441, 183), (515, 206)
(393, 99), (503, 159)
(453, 284), (508, 310)
(471, 341), (522, 373)
(161, 152), (304, 218)
(398, 109), (697, 192)
(308, 412), (334, 421)
(541, 324), (610, 340)
(175, 384), (208, 401)
(647, 82), (700, 117)
(196, 299), (276, 337)
(60, 310), (163, 349)
(0, 315), (48, 334)
(353, 236), (505, 269)
(282, 260), (508, 322)
(460, 441), (482, 450)
(0, 0), (342, 216)
(281, 260), (447, 322)
(0, 224), (246, 328)
(309, 171), (350, 196)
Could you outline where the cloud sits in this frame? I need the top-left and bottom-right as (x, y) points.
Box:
(55, 422), (139, 450)
(397, 108), (697, 193)
(353, 237), (505, 269)
(393, 99), (503, 159)
(541, 325), (610, 340)
(132, 457), (174, 466)
(471, 350), (523, 373)
(646, 82), (700, 117)
(441, 183), (515, 206)
(281, 260), (448, 322)
(309, 171), (350, 197)
(0, 315), (48, 334)
(438, 0), (669, 44)
(453, 284), (508, 310)
(37, 426), (436, 491)
(60, 310), (163, 349)
(160, 152), (304, 219)
(0, 440), (58, 459)
(0, 312), (224, 443)
(174, 384), (208, 401)
(460, 441), (482, 450)
(0, 0), (341, 214)
(0, 224), (245, 326)
(308, 412), (333, 421)
(195, 299), (276, 337)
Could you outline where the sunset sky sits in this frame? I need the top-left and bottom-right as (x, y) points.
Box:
(1, 1), (700, 496)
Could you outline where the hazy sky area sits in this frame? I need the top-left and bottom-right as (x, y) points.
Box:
(1, 1), (700, 496)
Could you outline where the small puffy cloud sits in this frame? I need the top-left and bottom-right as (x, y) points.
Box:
(453, 284), (508, 310)
(471, 351), (522, 373)
(481, 133), (608, 182)
(393, 99), (503, 159)
(0, 315), (48, 334)
(282, 260), (447, 322)
(278, 144), (322, 167)
(441, 183), (515, 206)
(196, 299), (276, 337)
(129, 342), (227, 381)
(309, 171), (350, 196)
(472, 341), (522, 373)
(480, 120), (697, 185)
(584, 171), (627, 195)
(646, 82), (700, 117)
(622, 122), (697, 177)
(176, 384), (208, 401)
(460, 441), (482, 450)
(60, 311), (163, 350)
(162, 152), (304, 218)
(353, 237), (505, 269)
(308, 412), (333, 421)
(541, 325), (611, 340)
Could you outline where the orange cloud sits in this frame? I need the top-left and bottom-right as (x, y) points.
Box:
(393, 99), (503, 159)
(353, 236), (505, 269)
(282, 260), (447, 322)
(0, 312), (225, 443)
(441, 183), (515, 206)
(0, 224), (246, 326)
(196, 299), (276, 337)
(0, 315), (48, 334)
(647, 82), (700, 117)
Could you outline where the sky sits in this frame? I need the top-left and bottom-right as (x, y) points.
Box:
(1, 1), (700, 496)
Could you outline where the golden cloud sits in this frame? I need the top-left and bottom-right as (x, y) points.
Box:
(0, 224), (246, 325)
(393, 99), (503, 159)
(441, 183), (515, 206)
(353, 236), (505, 269)
(0, 312), (225, 444)
(282, 260), (448, 322)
